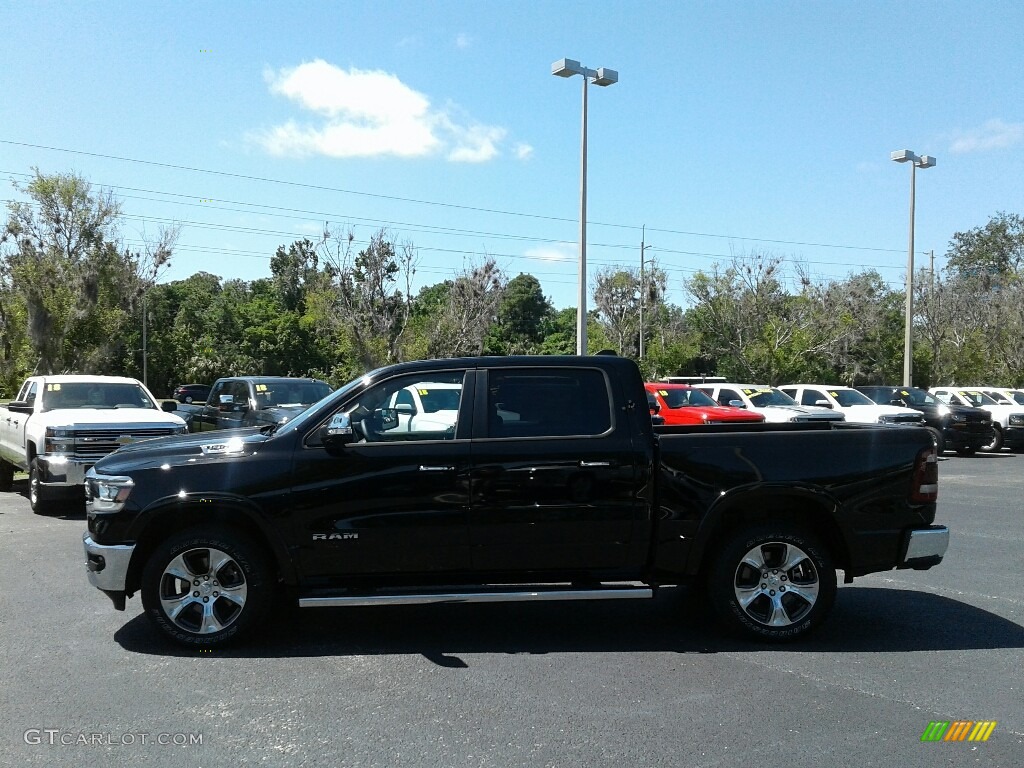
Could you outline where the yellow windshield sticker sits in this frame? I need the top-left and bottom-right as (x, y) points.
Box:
(828, 391), (839, 397)
(255, 384), (267, 391)
(47, 383), (61, 391)
(900, 390), (910, 396)
(419, 389), (429, 395)
(658, 390), (668, 396)
(743, 389), (754, 394)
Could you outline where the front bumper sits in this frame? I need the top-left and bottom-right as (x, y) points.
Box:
(35, 455), (93, 487)
(83, 533), (135, 609)
(1002, 425), (1024, 449)
(899, 525), (949, 570)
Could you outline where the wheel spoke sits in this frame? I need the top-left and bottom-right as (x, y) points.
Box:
(164, 595), (196, 622)
(199, 602), (224, 634)
(736, 586), (762, 610)
(780, 545), (808, 573)
(166, 553), (201, 580)
(767, 593), (793, 627)
(209, 551), (233, 578)
(784, 582), (819, 604)
(219, 582), (247, 607)
(741, 549), (767, 571)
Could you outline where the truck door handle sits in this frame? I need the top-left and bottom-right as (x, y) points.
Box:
(419, 465), (455, 472)
(579, 460), (611, 467)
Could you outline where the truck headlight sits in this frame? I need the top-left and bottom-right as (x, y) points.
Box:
(87, 475), (135, 513)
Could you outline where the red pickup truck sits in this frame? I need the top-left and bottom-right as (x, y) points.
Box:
(646, 383), (765, 426)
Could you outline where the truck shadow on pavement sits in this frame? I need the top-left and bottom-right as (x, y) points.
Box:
(7, 479), (86, 519)
(114, 586), (1024, 664)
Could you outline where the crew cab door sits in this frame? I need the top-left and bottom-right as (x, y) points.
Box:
(468, 366), (643, 573)
(289, 368), (475, 576)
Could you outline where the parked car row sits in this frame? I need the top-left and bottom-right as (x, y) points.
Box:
(684, 379), (1024, 455)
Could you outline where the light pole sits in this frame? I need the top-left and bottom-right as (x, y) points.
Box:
(891, 149), (936, 387)
(638, 225), (654, 360)
(552, 58), (618, 355)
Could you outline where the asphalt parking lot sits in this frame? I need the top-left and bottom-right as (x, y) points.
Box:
(1, 454), (1022, 768)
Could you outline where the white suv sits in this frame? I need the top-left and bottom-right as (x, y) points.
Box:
(779, 385), (925, 426)
(693, 383), (844, 423)
(929, 387), (1024, 452)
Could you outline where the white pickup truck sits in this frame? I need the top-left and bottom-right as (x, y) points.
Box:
(0, 375), (187, 513)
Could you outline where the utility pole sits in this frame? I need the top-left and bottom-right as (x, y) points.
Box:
(142, 294), (148, 387)
(639, 225), (653, 360)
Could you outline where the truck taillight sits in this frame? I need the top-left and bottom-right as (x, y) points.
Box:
(910, 446), (938, 502)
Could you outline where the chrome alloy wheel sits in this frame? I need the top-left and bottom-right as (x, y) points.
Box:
(158, 547), (248, 635)
(732, 541), (820, 628)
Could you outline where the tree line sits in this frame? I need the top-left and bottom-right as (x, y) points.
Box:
(2, 170), (1022, 397)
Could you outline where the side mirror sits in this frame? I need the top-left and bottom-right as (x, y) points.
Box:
(6, 400), (33, 414)
(889, 399), (905, 407)
(814, 399), (833, 408)
(161, 401), (178, 412)
(394, 403), (415, 416)
(727, 400), (745, 408)
(320, 412), (355, 453)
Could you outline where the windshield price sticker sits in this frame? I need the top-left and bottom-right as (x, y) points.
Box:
(255, 384), (267, 392)
(658, 390), (669, 396)
(419, 389), (429, 395)
(829, 391), (840, 397)
(47, 383), (62, 391)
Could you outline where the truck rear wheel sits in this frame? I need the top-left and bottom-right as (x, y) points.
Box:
(708, 524), (836, 642)
(28, 459), (55, 515)
(141, 528), (272, 647)
(926, 427), (945, 454)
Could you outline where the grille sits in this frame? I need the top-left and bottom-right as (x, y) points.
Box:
(70, 428), (178, 459)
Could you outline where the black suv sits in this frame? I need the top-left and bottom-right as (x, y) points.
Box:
(856, 385), (993, 455)
(172, 383), (211, 404)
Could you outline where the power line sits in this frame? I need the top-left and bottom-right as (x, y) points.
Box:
(1, 141), (929, 255)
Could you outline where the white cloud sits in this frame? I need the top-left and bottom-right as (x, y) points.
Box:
(252, 59), (518, 162)
(525, 245), (575, 263)
(949, 119), (1024, 154)
(515, 143), (534, 160)
(455, 33), (471, 49)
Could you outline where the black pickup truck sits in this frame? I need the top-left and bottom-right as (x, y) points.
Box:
(180, 376), (332, 432)
(82, 355), (947, 647)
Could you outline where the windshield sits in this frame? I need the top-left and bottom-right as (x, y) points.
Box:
(256, 380), (332, 407)
(41, 382), (156, 411)
(956, 390), (998, 406)
(745, 387), (798, 407)
(658, 387), (719, 408)
(418, 387), (461, 412)
(828, 389), (875, 407)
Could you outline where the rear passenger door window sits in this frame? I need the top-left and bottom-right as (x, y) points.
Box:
(482, 368), (612, 438)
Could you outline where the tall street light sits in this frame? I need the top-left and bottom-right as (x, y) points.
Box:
(552, 57), (618, 355)
(891, 149), (936, 387)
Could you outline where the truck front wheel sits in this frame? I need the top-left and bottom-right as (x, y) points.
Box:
(29, 459), (55, 515)
(709, 525), (836, 642)
(141, 528), (272, 647)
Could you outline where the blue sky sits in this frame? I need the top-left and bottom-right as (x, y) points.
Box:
(3, 0), (1022, 309)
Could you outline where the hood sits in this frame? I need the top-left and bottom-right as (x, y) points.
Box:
(756, 405), (844, 422)
(837, 404), (923, 424)
(33, 407), (186, 429)
(92, 427), (269, 475)
(661, 405), (764, 424)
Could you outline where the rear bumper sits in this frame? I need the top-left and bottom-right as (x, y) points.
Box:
(899, 525), (949, 570)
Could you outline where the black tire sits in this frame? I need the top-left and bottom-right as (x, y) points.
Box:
(981, 424), (1003, 453)
(955, 446), (976, 456)
(28, 458), (55, 515)
(708, 524), (836, 642)
(141, 527), (273, 647)
(926, 427), (945, 454)
(0, 459), (14, 492)
(184, 395), (194, 404)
